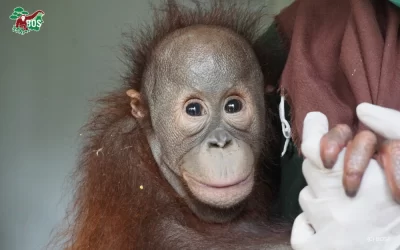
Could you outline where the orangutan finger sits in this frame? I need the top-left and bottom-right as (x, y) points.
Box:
(343, 130), (378, 197)
(320, 124), (353, 169)
(378, 140), (400, 203)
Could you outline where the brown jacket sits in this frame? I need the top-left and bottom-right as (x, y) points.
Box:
(275, 0), (400, 147)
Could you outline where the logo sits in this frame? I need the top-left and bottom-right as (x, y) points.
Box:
(9, 7), (45, 35)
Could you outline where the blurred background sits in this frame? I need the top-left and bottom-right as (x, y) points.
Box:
(0, 0), (293, 249)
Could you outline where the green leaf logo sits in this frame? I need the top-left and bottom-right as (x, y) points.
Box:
(10, 7), (45, 35)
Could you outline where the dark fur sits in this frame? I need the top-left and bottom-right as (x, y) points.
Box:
(50, 1), (288, 249)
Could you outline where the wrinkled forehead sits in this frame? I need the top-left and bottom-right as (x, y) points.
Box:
(149, 25), (262, 95)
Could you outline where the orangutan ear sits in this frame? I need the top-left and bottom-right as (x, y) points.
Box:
(126, 89), (146, 119)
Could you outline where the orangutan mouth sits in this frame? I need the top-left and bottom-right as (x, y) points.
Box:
(183, 171), (253, 189)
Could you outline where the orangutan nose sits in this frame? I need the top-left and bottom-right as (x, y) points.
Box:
(207, 129), (232, 148)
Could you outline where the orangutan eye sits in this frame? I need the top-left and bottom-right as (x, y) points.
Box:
(224, 99), (243, 114)
(186, 102), (205, 116)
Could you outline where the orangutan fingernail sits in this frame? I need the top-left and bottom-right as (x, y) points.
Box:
(344, 172), (361, 197)
(343, 130), (377, 197)
(379, 140), (400, 203)
(320, 124), (353, 169)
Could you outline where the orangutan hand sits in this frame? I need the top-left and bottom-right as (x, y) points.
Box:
(319, 103), (400, 202)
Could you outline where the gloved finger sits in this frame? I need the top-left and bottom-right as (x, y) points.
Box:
(356, 158), (388, 199)
(378, 139), (400, 203)
(356, 102), (400, 140)
(343, 130), (378, 197)
(298, 185), (341, 231)
(320, 124), (353, 169)
(290, 213), (316, 250)
(301, 112), (329, 168)
(302, 151), (346, 198)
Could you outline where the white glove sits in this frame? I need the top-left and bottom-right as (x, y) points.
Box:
(290, 104), (400, 250)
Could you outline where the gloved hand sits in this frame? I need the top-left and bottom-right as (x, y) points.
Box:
(290, 103), (400, 250)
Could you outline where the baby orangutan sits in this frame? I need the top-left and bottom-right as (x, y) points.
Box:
(51, 1), (292, 249)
